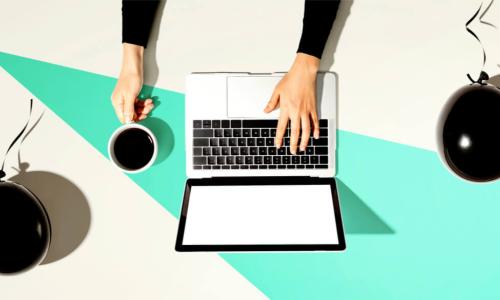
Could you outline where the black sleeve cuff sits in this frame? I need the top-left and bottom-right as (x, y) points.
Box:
(122, 0), (160, 48)
(297, 0), (340, 59)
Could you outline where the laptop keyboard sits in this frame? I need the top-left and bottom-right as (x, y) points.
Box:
(192, 119), (329, 170)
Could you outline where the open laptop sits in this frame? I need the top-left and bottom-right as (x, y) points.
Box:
(175, 72), (345, 252)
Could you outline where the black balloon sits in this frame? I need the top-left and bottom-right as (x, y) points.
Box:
(441, 84), (500, 182)
(0, 181), (50, 274)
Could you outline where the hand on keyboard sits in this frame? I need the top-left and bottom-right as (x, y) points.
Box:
(264, 53), (321, 154)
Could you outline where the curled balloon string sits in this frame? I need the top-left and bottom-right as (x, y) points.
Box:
(0, 99), (34, 180)
(466, 0), (496, 84)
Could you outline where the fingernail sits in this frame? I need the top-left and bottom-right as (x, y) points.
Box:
(300, 146), (305, 152)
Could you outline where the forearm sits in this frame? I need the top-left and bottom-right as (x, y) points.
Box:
(297, 0), (340, 59)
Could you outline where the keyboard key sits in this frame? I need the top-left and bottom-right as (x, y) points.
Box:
(203, 166), (211, 169)
(250, 166), (258, 169)
(277, 148), (286, 155)
(283, 156), (291, 164)
(233, 129), (242, 137)
(257, 138), (265, 146)
(210, 138), (218, 146)
(268, 147), (276, 155)
(238, 138), (246, 146)
(301, 156), (309, 164)
(213, 166), (221, 169)
(310, 156), (319, 164)
(259, 165), (268, 169)
(320, 128), (328, 136)
(193, 147), (202, 156)
(212, 120), (221, 128)
(271, 129), (276, 137)
(231, 147), (239, 155)
(264, 156), (272, 164)
(247, 138), (256, 146)
(219, 138), (228, 146)
(203, 120), (211, 128)
(231, 120), (242, 128)
(208, 157), (216, 165)
(217, 157), (225, 164)
(261, 129), (269, 137)
(306, 165), (314, 169)
(287, 165), (296, 169)
(240, 147), (249, 155)
(236, 156), (244, 164)
(194, 138), (209, 146)
(212, 147), (221, 156)
(284, 138), (290, 146)
(231, 165), (240, 169)
(250, 147), (258, 155)
(259, 147), (267, 155)
(306, 147), (314, 155)
(266, 138), (274, 146)
(214, 129), (223, 137)
(203, 147), (211, 155)
(194, 129), (213, 138)
(193, 157), (206, 165)
(313, 138), (328, 146)
(315, 147), (328, 155)
(241, 165), (249, 169)
(243, 129), (251, 137)
(296, 165), (305, 169)
(319, 119), (328, 127)
(269, 165), (277, 169)
(229, 138), (237, 146)
(320, 156), (328, 164)
(273, 156), (281, 164)
(292, 156), (300, 164)
(315, 165), (328, 169)
(221, 147), (230, 155)
(278, 165), (286, 169)
(221, 120), (230, 128)
(252, 129), (260, 137)
(222, 166), (230, 169)
(226, 157), (235, 164)
(223, 129), (232, 137)
(242, 120), (277, 128)
(245, 156), (253, 164)
(254, 157), (263, 164)
(193, 120), (202, 128)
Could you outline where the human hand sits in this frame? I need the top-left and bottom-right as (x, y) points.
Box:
(111, 43), (154, 123)
(264, 53), (320, 154)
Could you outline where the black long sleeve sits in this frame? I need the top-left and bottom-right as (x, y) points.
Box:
(297, 0), (340, 59)
(122, 0), (160, 47)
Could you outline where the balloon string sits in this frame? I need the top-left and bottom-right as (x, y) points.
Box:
(466, 0), (496, 84)
(0, 99), (34, 180)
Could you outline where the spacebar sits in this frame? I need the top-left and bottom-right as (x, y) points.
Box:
(242, 120), (278, 128)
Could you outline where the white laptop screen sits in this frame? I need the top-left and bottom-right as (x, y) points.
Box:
(182, 184), (339, 245)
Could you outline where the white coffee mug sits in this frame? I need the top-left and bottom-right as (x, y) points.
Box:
(108, 122), (158, 173)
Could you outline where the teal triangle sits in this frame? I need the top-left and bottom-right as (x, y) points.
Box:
(2, 51), (500, 299)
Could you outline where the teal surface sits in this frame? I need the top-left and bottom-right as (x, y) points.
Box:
(1, 52), (499, 300)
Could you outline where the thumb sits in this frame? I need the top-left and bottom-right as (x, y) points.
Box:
(264, 90), (280, 113)
(123, 95), (137, 123)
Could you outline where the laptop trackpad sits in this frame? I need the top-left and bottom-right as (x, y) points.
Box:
(227, 76), (281, 119)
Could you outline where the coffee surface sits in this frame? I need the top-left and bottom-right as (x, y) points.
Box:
(0, 182), (50, 274)
(114, 128), (155, 170)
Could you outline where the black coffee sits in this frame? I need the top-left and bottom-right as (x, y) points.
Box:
(114, 128), (155, 170)
(0, 182), (50, 274)
(443, 86), (500, 182)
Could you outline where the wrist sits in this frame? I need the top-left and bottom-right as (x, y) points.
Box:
(293, 53), (320, 74)
(121, 43), (144, 76)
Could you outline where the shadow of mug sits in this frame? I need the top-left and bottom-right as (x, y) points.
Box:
(140, 117), (175, 165)
(9, 164), (91, 264)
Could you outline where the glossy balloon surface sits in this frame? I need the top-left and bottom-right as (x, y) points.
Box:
(442, 85), (500, 182)
(0, 182), (50, 274)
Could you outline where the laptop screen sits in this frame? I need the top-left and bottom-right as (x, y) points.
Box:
(181, 184), (339, 246)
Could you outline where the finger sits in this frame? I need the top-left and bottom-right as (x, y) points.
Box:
(310, 110), (320, 139)
(138, 114), (148, 121)
(123, 95), (137, 123)
(275, 112), (289, 149)
(290, 116), (300, 155)
(111, 94), (125, 124)
(137, 104), (154, 116)
(264, 90), (280, 113)
(135, 98), (153, 108)
(299, 115), (311, 152)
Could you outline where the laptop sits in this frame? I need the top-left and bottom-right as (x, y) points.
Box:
(175, 72), (345, 252)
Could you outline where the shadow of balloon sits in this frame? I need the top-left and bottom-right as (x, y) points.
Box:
(336, 178), (394, 234)
(9, 165), (91, 264)
(140, 116), (175, 165)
